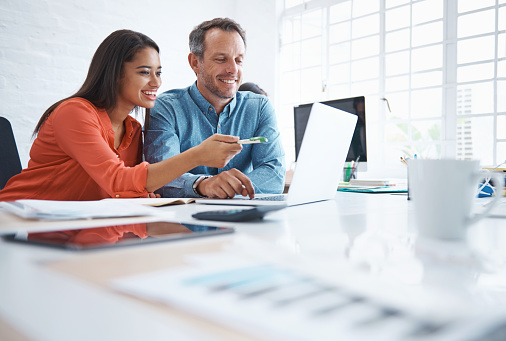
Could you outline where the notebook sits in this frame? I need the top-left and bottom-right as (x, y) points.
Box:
(195, 102), (358, 206)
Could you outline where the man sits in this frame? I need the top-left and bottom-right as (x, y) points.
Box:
(144, 18), (285, 198)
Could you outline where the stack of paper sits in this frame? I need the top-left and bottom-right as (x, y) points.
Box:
(337, 179), (408, 193)
(338, 186), (408, 194)
(0, 199), (160, 220)
(348, 179), (391, 186)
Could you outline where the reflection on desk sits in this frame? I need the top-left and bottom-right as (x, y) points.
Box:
(3, 222), (232, 250)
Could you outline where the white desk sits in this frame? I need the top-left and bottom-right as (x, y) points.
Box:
(1, 192), (506, 341)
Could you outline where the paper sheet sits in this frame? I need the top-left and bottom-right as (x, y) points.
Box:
(111, 247), (506, 341)
(101, 197), (196, 207)
(0, 199), (159, 220)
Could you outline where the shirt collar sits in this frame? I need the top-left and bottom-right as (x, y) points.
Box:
(189, 81), (237, 117)
(97, 107), (136, 151)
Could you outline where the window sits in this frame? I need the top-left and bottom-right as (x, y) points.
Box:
(279, 0), (506, 169)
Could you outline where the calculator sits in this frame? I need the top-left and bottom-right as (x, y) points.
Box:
(192, 205), (286, 222)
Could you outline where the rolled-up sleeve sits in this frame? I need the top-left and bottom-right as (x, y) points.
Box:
(246, 99), (286, 194)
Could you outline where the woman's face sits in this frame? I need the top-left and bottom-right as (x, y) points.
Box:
(117, 47), (162, 111)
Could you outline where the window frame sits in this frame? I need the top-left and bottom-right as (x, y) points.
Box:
(278, 0), (505, 169)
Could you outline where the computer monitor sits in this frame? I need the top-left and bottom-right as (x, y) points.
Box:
(294, 96), (367, 171)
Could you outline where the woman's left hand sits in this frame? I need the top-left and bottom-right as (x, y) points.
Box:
(146, 192), (161, 198)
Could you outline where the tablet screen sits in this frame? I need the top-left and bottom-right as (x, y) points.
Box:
(3, 221), (234, 250)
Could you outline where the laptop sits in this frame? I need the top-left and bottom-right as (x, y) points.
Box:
(195, 102), (358, 206)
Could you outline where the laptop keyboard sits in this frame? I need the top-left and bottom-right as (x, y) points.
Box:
(253, 195), (286, 201)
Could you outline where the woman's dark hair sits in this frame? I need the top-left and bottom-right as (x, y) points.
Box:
(189, 18), (246, 58)
(34, 29), (159, 134)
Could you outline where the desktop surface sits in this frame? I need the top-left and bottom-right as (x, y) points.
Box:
(1, 193), (506, 340)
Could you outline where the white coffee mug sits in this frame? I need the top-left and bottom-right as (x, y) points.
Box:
(408, 159), (502, 240)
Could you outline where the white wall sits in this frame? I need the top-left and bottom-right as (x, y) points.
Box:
(235, 0), (281, 102)
(0, 0), (279, 167)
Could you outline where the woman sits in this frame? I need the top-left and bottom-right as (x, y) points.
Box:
(0, 30), (253, 201)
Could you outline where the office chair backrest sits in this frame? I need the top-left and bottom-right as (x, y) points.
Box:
(0, 117), (22, 190)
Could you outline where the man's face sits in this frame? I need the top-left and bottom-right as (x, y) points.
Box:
(193, 28), (245, 107)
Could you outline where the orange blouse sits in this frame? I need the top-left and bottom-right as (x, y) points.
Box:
(0, 98), (149, 201)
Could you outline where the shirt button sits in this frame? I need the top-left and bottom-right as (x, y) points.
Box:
(209, 107), (213, 111)
(115, 195), (120, 198)
(218, 124), (221, 128)
(202, 112), (206, 115)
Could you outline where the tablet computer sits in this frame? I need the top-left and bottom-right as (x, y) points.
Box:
(2, 221), (234, 251)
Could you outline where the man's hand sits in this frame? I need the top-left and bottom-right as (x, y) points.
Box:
(197, 169), (255, 199)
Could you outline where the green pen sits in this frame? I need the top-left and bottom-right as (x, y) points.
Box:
(345, 162), (351, 181)
(236, 137), (269, 144)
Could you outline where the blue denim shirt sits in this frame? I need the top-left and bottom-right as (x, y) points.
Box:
(144, 82), (286, 198)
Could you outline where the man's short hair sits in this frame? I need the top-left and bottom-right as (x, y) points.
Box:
(189, 18), (246, 58)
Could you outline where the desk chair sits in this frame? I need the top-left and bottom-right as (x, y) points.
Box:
(0, 117), (22, 190)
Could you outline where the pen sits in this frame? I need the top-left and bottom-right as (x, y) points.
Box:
(400, 157), (408, 166)
(349, 155), (360, 180)
(345, 162), (351, 181)
(236, 137), (269, 144)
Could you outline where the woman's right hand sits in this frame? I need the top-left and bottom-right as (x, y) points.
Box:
(145, 134), (242, 193)
(194, 134), (243, 168)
